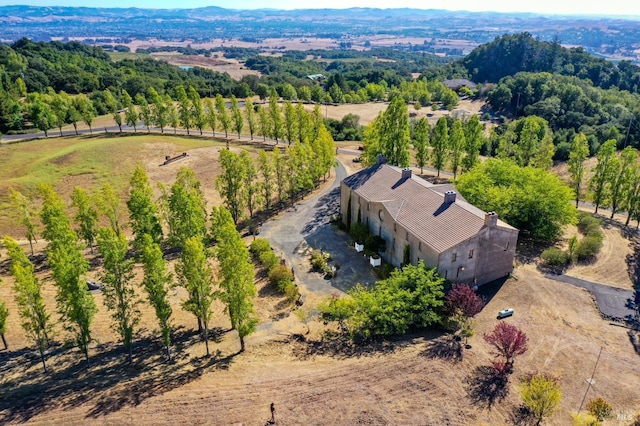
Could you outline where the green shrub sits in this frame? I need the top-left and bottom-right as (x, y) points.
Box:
(374, 263), (396, 279)
(577, 212), (603, 236)
(250, 238), (271, 255)
(280, 280), (300, 302)
(310, 250), (327, 270)
(349, 221), (368, 244)
(586, 397), (612, 421)
(268, 264), (294, 287)
(575, 235), (603, 261)
(541, 248), (570, 267)
(364, 235), (386, 253)
(259, 250), (280, 271)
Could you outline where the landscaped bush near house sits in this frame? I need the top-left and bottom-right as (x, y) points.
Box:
(311, 250), (327, 270)
(268, 264), (294, 287)
(576, 212), (603, 237)
(541, 248), (570, 267)
(364, 235), (386, 254)
(349, 221), (368, 244)
(259, 250), (280, 271)
(250, 238), (272, 255)
(575, 235), (604, 262)
(319, 261), (444, 340)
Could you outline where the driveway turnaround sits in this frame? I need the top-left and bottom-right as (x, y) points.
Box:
(544, 273), (638, 322)
(260, 162), (377, 296)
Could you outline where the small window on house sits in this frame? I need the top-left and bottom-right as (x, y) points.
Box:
(394, 223), (397, 232)
(418, 241), (422, 252)
(452, 253), (457, 262)
(468, 249), (474, 259)
(405, 232), (409, 241)
(444, 270), (448, 279)
(505, 242), (509, 251)
(367, 203), (370, 211)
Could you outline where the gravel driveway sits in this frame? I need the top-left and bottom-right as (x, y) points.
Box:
(260, 161), (377, 296)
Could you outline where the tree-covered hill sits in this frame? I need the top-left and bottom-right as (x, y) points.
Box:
(456, 33), (640, 93)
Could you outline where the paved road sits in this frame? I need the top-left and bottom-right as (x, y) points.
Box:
(544, 273), (638, 322)
(260, 161), (377, 296)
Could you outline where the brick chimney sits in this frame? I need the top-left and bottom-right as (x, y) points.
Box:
(444, 190), (456, 203)
(401, 168), (412, 179)
(484, 211), (498, 227)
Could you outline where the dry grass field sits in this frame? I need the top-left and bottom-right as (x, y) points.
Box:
(1, 129), (639, 425)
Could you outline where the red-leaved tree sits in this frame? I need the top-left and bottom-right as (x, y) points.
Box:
(444, 284), (485, 318)
(483, 322), (528, 374)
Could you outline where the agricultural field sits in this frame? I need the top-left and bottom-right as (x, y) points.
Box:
(0, 133), (639, 425)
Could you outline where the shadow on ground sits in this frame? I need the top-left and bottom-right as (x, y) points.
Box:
(0, 327), (238, 424)
(287, 331), (430, 361)
(419, 334), (463, 364)
(464, 365), (510, 409)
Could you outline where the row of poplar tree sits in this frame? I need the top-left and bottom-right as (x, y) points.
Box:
(28, 82), (332, 146)
(1, 166), (257, 372)
(0, 112), (337, 372)
(361, 97), (487, 179)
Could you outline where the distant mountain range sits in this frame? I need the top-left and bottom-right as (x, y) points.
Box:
(1, 5), (639, 62)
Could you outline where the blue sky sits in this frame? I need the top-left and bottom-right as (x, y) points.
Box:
(0, 0), (638, 16)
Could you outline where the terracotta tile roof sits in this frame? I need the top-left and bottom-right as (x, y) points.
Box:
(343, 164), (516, 252)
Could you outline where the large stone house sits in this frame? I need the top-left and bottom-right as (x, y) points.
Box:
(340, 157), (519, 286)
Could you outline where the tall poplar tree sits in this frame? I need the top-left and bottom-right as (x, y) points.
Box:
(40, 184), (96, 366)
(97, 227), (140, 364)
(230, 95), (244, 138)
(589, 139), (617, 214)
(9, 188), (39, 256)
(137, 93), (153, 133)
(269, 90), (283, 143)
(244, 97), (256, 140)
(462, 114), (483, 172)
(3, 236), (53, 372)
(283, 100), (296, 145)
(127, 166), (163, 250)
(215, 94), (231, 139)
(139, 234), (174, 360)
(204, 98), (217, 137)
(148, 87), (168, 133)
(413, 117), (430, 174)
(70, 187), (99, 254)
(176, 236), (215, 356)
(449, 119), (465, 179)
(607, 146), (638, 218)
(216, 149), (247, 224)
(104, 89), (122, 133)
(123, 90), (138, 132)
(432, 117), (449, 177)
(381, 97), (411, 167)
(241, 150), (261, 219)
(568, 133), (590, 208)
(176, 85), (191, 135)
(167, 167), (208, 249)
(212, 206), (258, 352)
(74, 93), (96, 134)
(258, 149), (275, 211)
(188, 86), (205, 135)
(257, 104), (270, 142)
